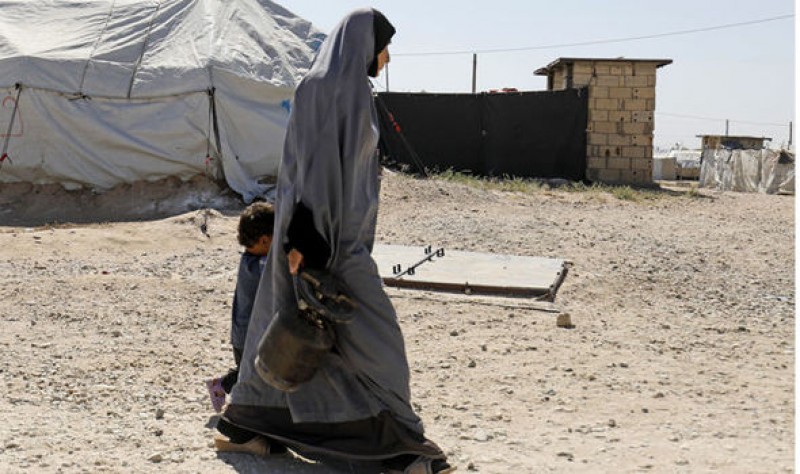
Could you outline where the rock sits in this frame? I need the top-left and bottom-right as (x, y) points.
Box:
(473, 429), (490, 442)
(155, 408), (165, 420)
(556, 313), (574, 328)
(148, 453), (163, 463)
(557, 451), (575, 461)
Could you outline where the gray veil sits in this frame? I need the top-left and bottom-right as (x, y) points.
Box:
(229, 8), (424, 435)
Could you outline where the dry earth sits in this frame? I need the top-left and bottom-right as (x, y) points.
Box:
(0, 172), (794, 473)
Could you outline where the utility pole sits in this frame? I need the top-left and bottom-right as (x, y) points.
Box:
(472, 53), (477, 94)
(725, 119), (729, 136)
(789, 121), (793, 149)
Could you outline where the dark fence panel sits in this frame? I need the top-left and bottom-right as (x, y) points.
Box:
(377, 89), (587, 180)
(377, 93), (483, 173)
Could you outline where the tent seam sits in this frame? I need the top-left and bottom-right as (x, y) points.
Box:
(4, 83), (208, 102)
(127, 0), (163, 99)
(79, 0), (117, 95)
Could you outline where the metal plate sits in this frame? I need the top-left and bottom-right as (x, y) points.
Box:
(371, 244), (569, 300)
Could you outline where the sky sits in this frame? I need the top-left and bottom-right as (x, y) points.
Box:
(279, 0), (795, 151)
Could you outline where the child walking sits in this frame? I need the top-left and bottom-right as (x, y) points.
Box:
(206, 202), (275, 412)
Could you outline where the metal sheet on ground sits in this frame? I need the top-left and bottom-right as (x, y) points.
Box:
(371, 244), (568, 299)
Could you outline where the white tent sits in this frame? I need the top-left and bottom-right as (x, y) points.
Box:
(0, 0), (323, 202)
(699, 149), (795, 195)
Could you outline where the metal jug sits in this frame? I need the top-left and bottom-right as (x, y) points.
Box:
(254, 270), (355, 392)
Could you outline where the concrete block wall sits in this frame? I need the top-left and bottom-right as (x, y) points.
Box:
(579, 61), (658, 185)
(540, 59), (670, 185)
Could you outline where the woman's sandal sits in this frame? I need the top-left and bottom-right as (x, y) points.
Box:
(213, 434), (285, 458)
(390, 456), (456, 474)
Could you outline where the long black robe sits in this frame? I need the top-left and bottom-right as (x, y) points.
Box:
(224, 8), (443, 462)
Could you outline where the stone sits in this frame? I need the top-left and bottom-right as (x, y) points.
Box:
(473, 429), (491, 442)
(557, 313), (574, 329)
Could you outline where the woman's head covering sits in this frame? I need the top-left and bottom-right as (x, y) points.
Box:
(274, 8), (393, 269)
(368, 9), (395, 77)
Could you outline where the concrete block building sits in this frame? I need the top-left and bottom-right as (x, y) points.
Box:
(697, 134), (771, 150)
(535, 57), (672, 185)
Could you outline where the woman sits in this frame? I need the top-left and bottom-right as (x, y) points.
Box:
(216, 8), (453, 474)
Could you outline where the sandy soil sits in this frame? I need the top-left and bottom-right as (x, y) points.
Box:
(0, 173), (794, 473)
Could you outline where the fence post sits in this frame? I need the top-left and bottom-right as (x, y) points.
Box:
(472, 53), (477, 94)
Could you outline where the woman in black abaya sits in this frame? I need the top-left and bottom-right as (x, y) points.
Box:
(215, 8), (453, 474)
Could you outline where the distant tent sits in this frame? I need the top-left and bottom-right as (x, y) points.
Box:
(0, 0), (323, 202)
(699, 149), (795, 194)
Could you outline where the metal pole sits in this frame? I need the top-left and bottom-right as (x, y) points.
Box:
(789, 121), (793, 149)
(725, 119), (729, 136)
(472, 53), (477, 94)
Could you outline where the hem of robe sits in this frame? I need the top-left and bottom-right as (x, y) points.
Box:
(222, 404), (445, 461)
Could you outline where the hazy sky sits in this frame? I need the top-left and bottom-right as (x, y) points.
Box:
(280, 0), (795, 151)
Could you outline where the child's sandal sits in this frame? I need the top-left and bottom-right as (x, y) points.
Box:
(205, 378), (226, 413)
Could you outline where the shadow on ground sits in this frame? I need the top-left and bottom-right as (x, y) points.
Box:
(217, 449), (386, 474)
(0, 176), (247, 227)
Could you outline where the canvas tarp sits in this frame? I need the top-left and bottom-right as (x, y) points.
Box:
(699, 149), (795, 194)
(0, 0), (323, 201)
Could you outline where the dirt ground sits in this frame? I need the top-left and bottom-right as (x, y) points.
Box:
(0, 172), (794, 473)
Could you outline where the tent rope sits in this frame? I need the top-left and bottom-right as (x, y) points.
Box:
(205, 88), (214, 174)
(0, 83), (22, 170)
(204, 87), (224, 181)
(208, 87), (224, 182)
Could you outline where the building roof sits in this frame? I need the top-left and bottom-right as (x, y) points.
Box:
(534, 57), (673, 75)
(696, 134), (772, 141)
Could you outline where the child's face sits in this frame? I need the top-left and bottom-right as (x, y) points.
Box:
(246, 235), (272, 256)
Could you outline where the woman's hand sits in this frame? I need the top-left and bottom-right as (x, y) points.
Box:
(287, 248), (305, 275)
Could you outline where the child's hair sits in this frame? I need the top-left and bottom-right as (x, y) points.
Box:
(237, 202), (275, 248)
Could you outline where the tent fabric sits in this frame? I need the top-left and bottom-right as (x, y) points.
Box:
(699, 149), (795, 194)
(0, 84), (212, 190)
(761, 151), (795, 194)
(0, 0), (323, 97)
(0, 0), (324, 201)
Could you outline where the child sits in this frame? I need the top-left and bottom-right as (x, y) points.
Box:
(206, 201), (274, 412)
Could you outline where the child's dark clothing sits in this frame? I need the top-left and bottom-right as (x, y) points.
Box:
(224, 251), (268, 393)
(220, 347), (243, 393)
